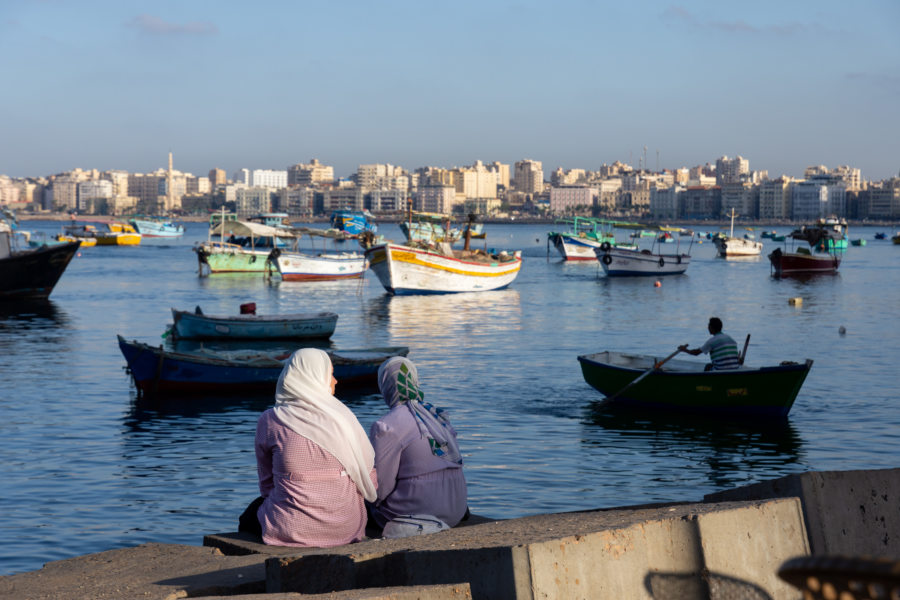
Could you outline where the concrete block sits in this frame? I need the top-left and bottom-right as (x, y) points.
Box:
(264, 499), (808, 599)
(705, 467), (900, 557)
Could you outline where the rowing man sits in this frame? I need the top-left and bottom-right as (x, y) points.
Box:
(679, 317), (741, 371)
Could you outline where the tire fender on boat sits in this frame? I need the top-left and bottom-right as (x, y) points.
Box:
(601, 254), (612, 265)
(658, 257), (665, 267)
(600, 241), (611, 252)
(676, 255), (682, 264)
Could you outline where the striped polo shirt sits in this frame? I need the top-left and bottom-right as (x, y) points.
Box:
(700, 332), (741, 370)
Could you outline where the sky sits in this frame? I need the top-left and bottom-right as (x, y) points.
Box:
(2, 0), (899, 181)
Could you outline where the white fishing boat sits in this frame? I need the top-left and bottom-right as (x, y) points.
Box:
(364, 241), (522, 294)
(595, 245), (691, 276)
(270, 249), (367, 280)
(713, 209), (762, 258)
(547, 217), (639, 261)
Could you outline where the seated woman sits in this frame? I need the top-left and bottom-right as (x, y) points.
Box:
(367, 357), (467, 530)
(239, 348), (377, 547)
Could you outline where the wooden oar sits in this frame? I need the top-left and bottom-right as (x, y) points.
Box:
(739, 334), (750, 365)
(604, 348), (682, 403)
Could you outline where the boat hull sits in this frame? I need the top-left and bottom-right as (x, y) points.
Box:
(577, 351), (812, 418)
(550, 233), (605, 261)
(0, 241), (81, 300)
(713, 236), (762, 257)
(118, 336), (408, 395)
(194, 242), (273, 274)
(596, 247), (690, 276)
(171, 309), (338, 340)
(768, 248), (840, 277)
(131, 219), (184, 238)
(365, 243), (522, 295)
(95, 233), (142, 246)
(275, 251), (367, 281)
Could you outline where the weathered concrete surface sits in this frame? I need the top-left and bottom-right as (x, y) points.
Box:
(0, 542), (266, 600)
(705, 467), (900, 557)
(219, 499), (807, 600)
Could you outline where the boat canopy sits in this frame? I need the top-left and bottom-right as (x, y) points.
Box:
(210, 220), (299, 239)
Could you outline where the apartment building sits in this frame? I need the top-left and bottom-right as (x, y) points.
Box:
(513, 159), (544, 195)
(235, 187), (274, 217)
(415, 186), (457, 214)
(288, 159), (334, 186)
(715, 155), (750, 186)
(720, 182), (759, 218)
(758, 178), (793, 220)
(549, 186), (596, 214)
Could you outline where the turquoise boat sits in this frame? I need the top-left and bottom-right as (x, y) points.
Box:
(194, 220), (300, 275)
(169, 307), (338, 340)
(130, 217), (184, 238)
(577, 351), (813, 418)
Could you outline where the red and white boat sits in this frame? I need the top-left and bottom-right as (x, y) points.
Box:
(768, 224), (844, 277)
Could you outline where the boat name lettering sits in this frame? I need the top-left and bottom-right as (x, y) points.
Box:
(727, 388), (749, 397)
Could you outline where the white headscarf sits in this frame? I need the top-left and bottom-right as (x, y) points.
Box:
(377, 357), (462, 465)
(272, 348), (377, 502)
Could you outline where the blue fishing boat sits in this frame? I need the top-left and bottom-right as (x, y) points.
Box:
(169, 306), (338, 340)
(117, 335), (409, 396)
(330, 210), (377, 236)
(130, 217), (185, 238)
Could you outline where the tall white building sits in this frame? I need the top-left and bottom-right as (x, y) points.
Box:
(78, 180), (113, 211)
(514, 159), (544, 195)
(715, 155), (749, 186)
(288, 159), (334, 186)
(250, 169), (287, 189)
(758, 178), (793, 219)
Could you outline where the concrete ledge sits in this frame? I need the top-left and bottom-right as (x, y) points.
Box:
(252, 499), (808, 599)
(0, 542), (266, 600)
(704, 467), (900, 557)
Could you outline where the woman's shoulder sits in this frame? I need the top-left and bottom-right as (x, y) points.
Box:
(371, 406), (416, 435)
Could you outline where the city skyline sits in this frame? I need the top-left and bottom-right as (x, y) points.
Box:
(2, 0), (898, 181)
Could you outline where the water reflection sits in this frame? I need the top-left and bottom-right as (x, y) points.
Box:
(583, 403), (805, 490)
(0, 300), (69, 328)
(370, 289), (522, 338)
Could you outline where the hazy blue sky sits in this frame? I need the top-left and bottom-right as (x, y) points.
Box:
(2, 0), (898, 181)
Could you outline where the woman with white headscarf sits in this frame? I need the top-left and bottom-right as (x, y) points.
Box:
(367, 357), (467, 529)
(239, 348), (376, 547)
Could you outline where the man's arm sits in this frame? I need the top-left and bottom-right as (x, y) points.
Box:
(678, 344), (703, 356)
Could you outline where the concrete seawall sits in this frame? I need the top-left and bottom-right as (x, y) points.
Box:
(2, 467), (897, 599)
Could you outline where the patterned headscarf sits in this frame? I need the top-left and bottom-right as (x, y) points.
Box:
(377, 357), (462, 465)
(273, 348), (377, 502)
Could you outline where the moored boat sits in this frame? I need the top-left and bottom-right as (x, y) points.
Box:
(768, 222), (845, 277)
(874, 232), (886, 240)
(596, 245), (691, 276)
(330, 210), (377, 237)
(130, 217), (184, 238)
(170, 307), (338, 340)
(713, 209), (762, 258)
(850, 239), (866, 247)
(577, 351), (813, 418)
(194, 219), (299, 275)
(547, 217), (638, 261)
(0, 209), (81, 300)
(269, 247), (367, 281)
(117, 335), (408, 395)
(364, 241), (522, 294)
(95, 222), (142, 246)
(893, 233), (900, 245)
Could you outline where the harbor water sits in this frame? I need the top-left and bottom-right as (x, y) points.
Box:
(1, 220), (898, 575)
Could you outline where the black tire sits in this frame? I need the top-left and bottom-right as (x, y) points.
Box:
(600, 241), (611, 252)
(601, 254), (612, 265)
(658, 257), (665, 267)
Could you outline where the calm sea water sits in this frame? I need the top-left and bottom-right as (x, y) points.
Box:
(1, 220), (898, 575)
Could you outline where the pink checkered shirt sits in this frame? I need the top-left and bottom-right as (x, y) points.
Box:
(255, 408), (375, 547)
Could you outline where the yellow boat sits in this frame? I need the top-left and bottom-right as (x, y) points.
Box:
(56, 224), (99, 246)
(95, 222), (142, 246)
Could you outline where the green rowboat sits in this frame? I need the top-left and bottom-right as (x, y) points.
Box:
(577, 351), (813, 418)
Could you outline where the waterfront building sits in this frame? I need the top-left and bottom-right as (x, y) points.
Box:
(857, 178), (900, 219)
(288, 159), (334, 186)
(716, 155), (750, 186)
(281, 187), (316, 217)
(549, 185), (597, 215)
(370, 189), (406, 213)
(51, 177), (80, 212)
(649, 185), (683, 220)
(323, 186), (365, 212)
(790, 178), (847, 220)
(414, 185), (456, 214)
(356, 164), (407, 192)
(208, 168), (227, 189)
(186, 176), (211, 195)
(682, 186), (722, 218)
(78, 180), (113, 213)
(551, 168), (587, 186)
(247, 169), (287, 189)
(514, 159), (544, 195)
(235, 186), (274, 217)
(758, 177), (793, 220)
(594, 179), (622, 213)
(456, 161), (499, 200)
(720, 182), (759, 218)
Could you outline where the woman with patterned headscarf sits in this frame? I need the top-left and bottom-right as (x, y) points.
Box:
(367, 356), (467, 529)
(239, 348), (377, 547)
